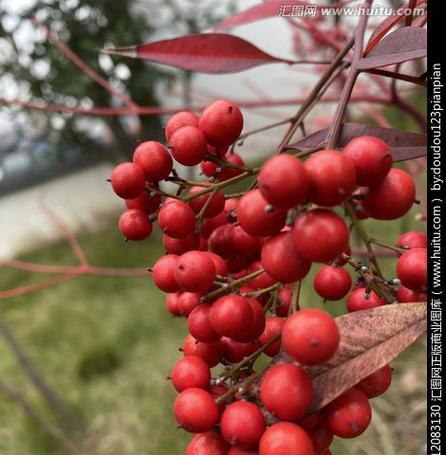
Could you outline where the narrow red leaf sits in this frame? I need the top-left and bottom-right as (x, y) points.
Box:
(102, 33), (292, 74)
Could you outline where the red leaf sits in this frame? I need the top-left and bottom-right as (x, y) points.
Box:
(357, 27), (426, 70)
(102, 33), (292, 74)
(285, 122), (426, 161)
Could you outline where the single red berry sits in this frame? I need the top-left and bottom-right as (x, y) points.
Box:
(200, 159), (219, 178)
(363, 168), (416, 220)
(220, 401), (266, 449)
(110, 162), (145, 199)
(237, 190), (287, 237)
(258, 317), (285, 357)
(276, 287), (292, 317)
(188, 303), (221, 343)
(346, 288), (385, 312)
(208, 224), (238, 260)
(396, 247), (427, 291)
(259, 422), (314, 455)
(396, 231), (427, 250)
(244, 298), (266, 341)
(152, 254), (180, 293)
(297, 411), (322, 431)
(171, 355), (211, 392)
(182, 335), (223, 368)
(158, 200), (196, 239)
(396, 285), (427, 303)
(232, 226), (262, 255)
(118, 209), (152, 240)
(178, 292), (202, 316)
(176, 251), (216, 292)
(357, 364), (392, 398)
(166, 292), (182, 317)
(206, 252), (229, 277)
(170, 126), (208, 166)
(260, 363), (313, 421)
(293, 209), (349, 263)
(261, 232), (311, 283)
(282, 309), (340, 365)
(174, 388), (219, 433)
(217, 153), (245, 181)
(133, 141), (173, 182)
(343, 136), (392, 187)
(163, 233), (200, 255)
(186, 432), (229, 455)
(325, 388), (372, 438)
(188, 185), (225, 218)
(308, 425), (334, 453)
(166, 111), (199, 142)
(125, 188), (161, 214)
(305, 150), (356, 206)
(258, 155), (309, 209)
(221, 337), (257, 363)
(199, 99), (244, 147)
(313, 265), (352, 301)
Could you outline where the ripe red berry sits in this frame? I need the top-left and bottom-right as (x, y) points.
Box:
(232, 226), (262, 255)
(313, 265), (352, 301)
(118, 209), (152, 240)
(346, 288), (385, 312)
(182, 335), (223, 368)
(209, 295), (254, 342)
(259, 422), (314, 455)
(244, 298), (266, 341)
(163, 233), (200, 255)
(166, 111), (199, 142)
(356, 364), (392, 398)
(174, 388), (219, 433)
(305, 149), (356, 206)
(186, 432), (229, 455)
(282, 309), (340, 365)
(125, 189), (161, 214)
(133, 141), (173, 182)
(175, 251), (216, 292)
(188, 303), (221, 343)
(188, 185), (225, 218)
(206, 252), (229, 277)
(208, 224), (238, 260)
(221, 337), (257, 363)
(199, 99), (244, 147)
(396, 285), (427, 303)
(169, 126), (208, 166)
(308, 425), (334, 453)
(110, 162), (145, 199)
(158, 200), (196, 239)
(258, 155), (309, 209)
(171, 356), (211, 392)
(178, 292), (202, 317)
(343, 136), (393, 187)
(260, 363), (313, 421)
(261, 232), (311, 283)
(396, 231), (427, 250)
(246, 261), (278, 290)
(166, 292), (182, 317)
(217, 153), (245, 181)
(396, 247), (427, 291)
(293, 209), (350, 262)
(220, 401), (266, 449)
(276, 287), (292, 317)
(152, 254), (180, 292)
(237, 190), (287, 237)
(297, 411), (322, 430)
(258, 317), (285, 357)
(325, 388), (372, 438)
(362, 168), (415, 220)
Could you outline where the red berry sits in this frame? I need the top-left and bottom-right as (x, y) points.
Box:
(158, 200), (196, 239)
(199, 99), (244, 148)
(174, 388), (219, 433)
(220, 401), (266, 449)
(258, 155), (309, 209)
(261, 232), (311, 283)
(260, 363), (313, 420)
(186, 432), (229, 455)
(356, 364), (392, 398)
(110, 162), (145, 199)
(308, 425), (333, 453)
(293, 209), (349, 263)
(258, 317), (285, 357)
(313, 265), (352, 301)
(188, 303), (221, 343)
(396, 231), (427, 250)
(346, 288), (385, 312)
(237, 190), (287, 237)
(343, 136), (392, 187)
(396, 247), (427, 291)
(188, 185), (225, 218)
(305, 149), (356, 206)
(125, 189), (161, 214)
(118, 209), (152, 240)
(232, 226), (262, 255)
(363, 168), (415, 220)
(152, 254), (180, 293)
(170, 126), (208, 166)
(207, 252), (229, 277)
(325, 388), (372, 438)
(276, 287), (292, 317)
(163, 233), (200, 255)
(331, 245), (352, 266)
(208, 224), (238, 260)
(282, 309), (340, 365)
(246, 261), (278, 290)
(396, 285), (427, 303)
(245, 298), (266, 341)
(166, 292), (182, 316)
(176, 251), (216, 292)
(297, 411), (322, 430)
(171, 355), (211, 392)
(166, 111), (199, 142)
(259, 422), (314, 455)
(201, 213), (228, 241)
(178, 292), (202, 316)
(209, 295), (254, 342)
(217, 153), (245, 181)
(221, 337), (257, 363)
(133, 141), (173, 182)
(182, 335), (223, 368)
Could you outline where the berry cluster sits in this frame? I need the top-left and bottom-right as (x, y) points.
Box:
(109, 99), (426, 454)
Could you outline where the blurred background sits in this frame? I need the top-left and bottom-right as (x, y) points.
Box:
(0, 0), (426, 454)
